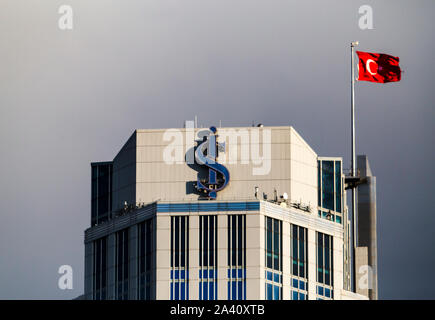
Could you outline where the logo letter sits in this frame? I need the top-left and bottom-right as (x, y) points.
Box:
(185, 121), (195, 165)
(250, 128), (271, 176)
(195, 127), (230, 198)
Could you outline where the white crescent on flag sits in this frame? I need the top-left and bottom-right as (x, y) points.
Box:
(366, 59), (378, 75)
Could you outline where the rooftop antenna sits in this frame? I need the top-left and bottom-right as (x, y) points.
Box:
(195, 115), (198, 129)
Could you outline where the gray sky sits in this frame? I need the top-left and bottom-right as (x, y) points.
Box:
(0, 0), (434, 299)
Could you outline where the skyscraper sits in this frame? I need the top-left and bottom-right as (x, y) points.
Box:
(84, 125), (375, 300)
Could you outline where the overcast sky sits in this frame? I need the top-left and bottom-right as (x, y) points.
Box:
(0, 0), (434, 299)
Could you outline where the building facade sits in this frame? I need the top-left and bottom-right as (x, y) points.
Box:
(84, 125), (371, 300)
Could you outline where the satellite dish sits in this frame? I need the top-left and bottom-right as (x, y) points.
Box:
(282, 192), (288, 200)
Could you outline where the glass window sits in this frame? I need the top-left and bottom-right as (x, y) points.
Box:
(237, 215), (243, 265)
(322, 161), (334, 211)
(175, 216), (179, 268)
(199, 215), (217, 300)
(316, 232), (334, 294)
(265, 217), (281, 271)
(335, 161), (342, 213)
(265, 217), (282, 300)
(227, 215), (246, 300)
(267, 284), (272, 300)
(290, 224), (308, 300)
(317, 160), (321, 206)
(91, 163), (113, 226)
(291, 224), (308, 279)
(138, 219), (153, 300)
(273, 285), (280, 300)
(292, 291), (298, 300)
(317, 232), (324, 283)
(93, 236), (107, 300)
(318, 159), (343, 221)
(171, 216), (189, 300)
(266, 218), (273, 268)
(115, 229), (129, 300)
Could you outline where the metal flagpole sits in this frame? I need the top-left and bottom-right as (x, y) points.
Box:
(351, 41), (358, 292)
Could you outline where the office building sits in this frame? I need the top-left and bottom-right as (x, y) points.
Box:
(84, 125), (375, 300)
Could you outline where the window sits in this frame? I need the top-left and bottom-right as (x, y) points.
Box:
(115, 228), (129, 300)
(318, 159), (343, 223)
(91, 163), (112, 226)
(316, 232), (333, 300)
(199, 215), (217, 300)
(265, 217), (282, 300)
(290, 224), (308, 300)
(321, 160), (335, 211)
(138, 219), (153, 300)
(228, 215), (246, 300)
(170, 216), (189, 300)
(335, 161), (342, 213)
(93, 237), (107, 300)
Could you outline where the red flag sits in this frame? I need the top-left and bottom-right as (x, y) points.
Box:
(356, 51), (401, 83)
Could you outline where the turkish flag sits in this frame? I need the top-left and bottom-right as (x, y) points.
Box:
(356, 51), (401, 83)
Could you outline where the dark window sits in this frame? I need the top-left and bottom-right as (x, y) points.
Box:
(171, 216), (189, 300)
(199, 215), (217, 300)
(115, 228), (129, 300)
(181, 216), (186, 267)
(291, 224), (308, 279)
(91, 163), (112, 226)
(265, 217), (281, 271)
(266, 218), (273, 268)
(321, 161), (334, 211)
(316, 232), (333, 286)
(317, 160), (321, 207)
(232, 215), (237, 266)
(138, 219), (153, 300)
(335, 161), (342, 213)
(228, 215), (246, 300)
(237, 215), (243, 265)
(318, 159), (343, 217)
(227, 215), (246, 266)
(93, 237), (108, 300)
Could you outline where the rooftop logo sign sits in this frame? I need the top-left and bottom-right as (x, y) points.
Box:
(194, 126), (230, 199)
(163, 121), (271, 199)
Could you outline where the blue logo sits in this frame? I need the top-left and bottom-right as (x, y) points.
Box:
(195, 126), (230, 199)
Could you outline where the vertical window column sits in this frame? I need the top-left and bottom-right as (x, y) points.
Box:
(93, 237), (107, 300)
(91, 163), (112, 226)
(115, 229), (129, 300)
(290, 225), (308, 300)
(316, 232), (334, 300)
(170, 216), (189, 300)
(199, 215), (218, 300)
(265, 217), (282, 300)
(227, 215), (246, 300)
(317, 159), (343, 224)
(138, 219), (153, 300)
